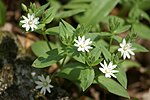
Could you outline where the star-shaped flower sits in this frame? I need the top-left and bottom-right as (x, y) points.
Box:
(35, 75), (53, 95)
(74, 36), (93, 52)
(20, 13), (39, 31)
(118, 39), (135, 59)
(99, 60), (119, 78)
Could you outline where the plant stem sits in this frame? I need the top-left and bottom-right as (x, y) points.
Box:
(61, 55), (67, 68)
(43, 34), (52, 50)
(109, 36), (113, 51)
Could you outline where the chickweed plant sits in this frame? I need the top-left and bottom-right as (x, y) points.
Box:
(20, 0), (149, 98)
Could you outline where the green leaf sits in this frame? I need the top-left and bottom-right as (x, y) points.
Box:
(56, 9), (85, 18)
(98, 32), (111, 37)
(31, 41), (50, 57)
(140, 9), (150, 21)
(90, 47), (101, 61)
(63, 3), (89, 10)
(100, 44), (111, 61)
(114, 25), (131, 34)
(76, 0), (119, 26)
(36, 24), (45, 30)
(94, 39), (109, 48)
(120, 60), (141, 69)
(132, 23), (150, 40)
(85, 33), (99, 41)
(85, 32), (112, 42)
(32, 49), (63, 68)
(35, 3), (49, 16)
(80, 68), (95, 91)
(31, 41), (62, 57)
(56, 63), (81, 80)
(112, 35), (122, 43)
(42, 4), (59, 24)
(0, 0), (6, 26)
(69, 0), (92, 3)
(73, 53), (85, 64)
(110, 45), (119, 53)
(86, 47), (103, 66)
(96, 75), (130, 98)
(42, 7), (57, 24)
(56, 63), (95, 91)
(45, 26), (59, 35)
(108, 16), (125, 32)
(30, 2), (36, 12)
(132, 43), (149, 52)
(59, 19), (75, 38)
(116, 67), (127, 89)
(138, 0), (150, 10)
(129, 7), (150, 22)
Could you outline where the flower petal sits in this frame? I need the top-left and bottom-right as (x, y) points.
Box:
(105, 73), (111, 78)
(99, 68), (105, 73)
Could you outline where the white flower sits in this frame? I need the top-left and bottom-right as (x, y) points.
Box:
(74, 36), (93, 52)
(118, 39), (135, 59)
(35, 75), (53, 95)
(20, 13), (39, 31)
(99, 60), (119, 78)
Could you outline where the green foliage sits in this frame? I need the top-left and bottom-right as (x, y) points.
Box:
(45, 26), (59, 35)
(108, 16), (131, 34)
(63, 3), (89, 10)
(73, 53), (85, 64)
(95, 75), (130, 98)
(69, 0), (92, 3)
(32, 49), (63, 68)
(56, 63), (95, 91)
(86, 48), (102, 66)
(116, 67), (127, 89)
(132, 23), (150, 40)
(132, 43), (149, 52)
(0, 0), (6, 26)
(19, 0), (150, 98)
(35, 3), (49, 16)
(100, 44), (111, 61)
(120, 60), (141, 69)
(31, 41), (50, 57)
(59, 19), (75, 45)
(128, 6), (150, 22)
(56, 9), (85, 19)
(31, 40), (62, 57)
(75, 0), (119, 26)
(42, 7), (57, 24)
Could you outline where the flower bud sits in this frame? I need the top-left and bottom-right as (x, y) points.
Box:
(21, 3), (28, 12)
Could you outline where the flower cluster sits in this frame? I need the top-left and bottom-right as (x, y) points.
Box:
(73, 36), (135, 78)
(35, 75), (53, 95)
(99, 39), (135, 78)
